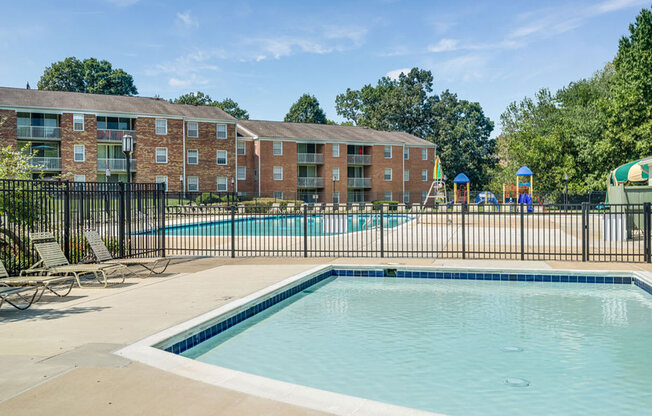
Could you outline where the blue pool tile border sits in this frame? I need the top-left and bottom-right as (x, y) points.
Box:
(164, 268), (650, 355)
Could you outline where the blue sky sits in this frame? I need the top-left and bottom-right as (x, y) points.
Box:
(0, 0), (648, 135)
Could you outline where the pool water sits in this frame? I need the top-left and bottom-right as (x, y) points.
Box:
(183, 276), (652, 415)
(164, 214), (411, 236)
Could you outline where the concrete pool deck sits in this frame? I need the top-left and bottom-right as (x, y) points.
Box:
(1, 257), (652, 415)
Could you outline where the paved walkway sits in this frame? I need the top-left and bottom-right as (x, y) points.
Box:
(1, 257), (651, 415)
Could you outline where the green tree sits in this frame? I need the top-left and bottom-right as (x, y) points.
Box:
(171, 91), (213, 105)
(336, 68), (495, 186)
(37, 57), (138, 95)
(171, 92), (249, 119)
(284, 94), (328, 124)
(212, 98), (249, 120)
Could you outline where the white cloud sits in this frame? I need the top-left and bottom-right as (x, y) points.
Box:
(176, 11), (198, 28)
(427, 38), (460, 53)
(386, 68), (411, 80)
(168, 75), (208, 88)
(595, 0), (648, 13)
(431, 53), (491, 81)
(146, 50), (223, 87)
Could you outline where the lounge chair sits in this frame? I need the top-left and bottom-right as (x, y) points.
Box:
(1, 258), (75, 299)
(0, 261), (40, 310)
(397, 203), (406, 212)
(312, 203), (323, 213)
(25, 232), (125, 288)
(269, 203), (281, 214)
(84, 230), (171, 276)
(286, 202), (296, 212)
(324, 203), (334, 213)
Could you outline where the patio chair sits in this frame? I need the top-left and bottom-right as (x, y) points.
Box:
(312, 203), (323, 213)
(0, 261), (40, 310)
(412, 204), (422, 213)
(84, 230), (171, 276)
(350, 204), (360, 213)
(24, 232), (125, 288)
(324, 203), (334, 212)
(269, 203), (281, 214)
(364, 203), (374, 213)
(286, 202), (296, 212)
(1, 258), (75, 300)
(397, 203), (407, 212)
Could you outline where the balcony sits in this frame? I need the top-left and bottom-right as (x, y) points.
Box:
(297, 177), (324, 188)
(347, 177), (371, 188)
(297, 153), (324, 164)
(97, 158), (137, 172)
(347, 154), (371, 165)
(29, 157), (61, 170)
(17, 126), (61, 140)
(97, 129), (136, 142)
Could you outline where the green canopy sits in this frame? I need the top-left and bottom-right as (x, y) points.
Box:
(609, 158), (652, 185)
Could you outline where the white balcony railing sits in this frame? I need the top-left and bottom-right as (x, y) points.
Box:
(97, 158), (137, 172)
(29, 157), (61, 170)
(347, 177), (371, 188)
(17, 126), (61, 140)
(97, 129), (136, 142)
(297, 177), (324, 188)
(347, 154), (371, 165)
(297, 153), (324, 164)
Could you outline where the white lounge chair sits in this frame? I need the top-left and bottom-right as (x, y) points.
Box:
(84, 230), (171, 275)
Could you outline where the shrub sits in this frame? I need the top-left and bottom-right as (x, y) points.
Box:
(372, 200), (398, 211)
(195, 192), (223, 205)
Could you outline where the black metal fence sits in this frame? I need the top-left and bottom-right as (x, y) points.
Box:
(0, 179), (165, 275)
(164, 202), (651, 263)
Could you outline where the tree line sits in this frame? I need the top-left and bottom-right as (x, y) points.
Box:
(33, 7), (651, 197)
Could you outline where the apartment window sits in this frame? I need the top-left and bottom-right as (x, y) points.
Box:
(384, 146), (392, 159)
(333, 144), (340, 157)
(422, 169), (428, 181)
(73, 175), (86, 182)
(237, 166), (246, 181)
(273, 191), (283, 199)
(422, 148), (428, 160)
(155, 119), (167, 135)
(273, 166), (283, 181)
(156, 147), (168, 164)
(217, 177), (228, 192)
(254, 169), (258, 180)
(404, 169), (409, 182)
(237, 141), (246, 155)
(187, 176), (199, 192)
(73, 145), (85, 162)
(96, 116), (134, 131)
(273, 141), (283, 156)
(216, 150), (227, 165)
(73, 114), (84, 131)
(422, 191), (428, 203)
(404, 148), (409, 160)
(187, 149), (198, 165)
(384, 168), (392, 181)
(404, 192), (410, 203)
(216, 124), (227, 139)
(384, 191), (393, 201)
(333, 192), (340, 204)
(187, 122), (198, 138)
(155, 176), (168, 191)
(332, 167), (340, 181)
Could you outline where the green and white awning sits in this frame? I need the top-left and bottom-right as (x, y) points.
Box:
(609, 157), (652, 185)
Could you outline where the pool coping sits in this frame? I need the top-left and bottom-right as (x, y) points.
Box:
(115, 264), (652, 416)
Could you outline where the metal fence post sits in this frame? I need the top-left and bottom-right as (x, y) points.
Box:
(303, 204), (308, 257)
(160, 184), (166, 258)
(520, 203), (524, 261)
(118, 182), (125, 258)
(461, 204), (466, 259)
(581, 202), (587, 262)
(380, 203), (384, 258)
(231, 204), (236, 258)
(63, 181), (71, 261)
(645, 202), (651, 263)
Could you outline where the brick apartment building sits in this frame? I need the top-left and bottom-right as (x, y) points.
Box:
(0, 87), (435, 203)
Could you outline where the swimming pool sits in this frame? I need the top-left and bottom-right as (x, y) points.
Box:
(163, 214), (412, 236)
(119, 266), (652, 415)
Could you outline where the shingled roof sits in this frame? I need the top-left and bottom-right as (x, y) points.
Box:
(0, 87), (235, 121)
(238, 119), (433, 146)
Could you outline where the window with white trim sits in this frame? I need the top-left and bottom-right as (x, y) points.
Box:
(216, 150), (227, 165)
(404, 169), (409, 182)
(217, 177), (228, 192)
(73, 114), (84, 131)
(73, 145), (85, 162)
(333, 192), (340, 204)
(187, 122), (198, 138)
(187, 176), (199, 192)
(155, 176), (168, 191)
(422, 169), (428, 181)
(384, 168), (392, 181)
(155, 147), (168, 164)
(187, 149), (198, 165)
(74, 175), (86, 182)
(273, 191), (283, 199)
(384, 191), (393, 200)
(273, 141), (283, 156)
(237, 141), (246, 155)
(216, 124), (227, 139)
(404, 148), (409, 160)
(273, 166), (283, 181)
(237, 166), (246, 181)
(403, 192), (410, 203)
(332, 167), (340, 181)
(155, 119), (167, 135)
(384, 146), (392, 159)
(422, 148), (428, 160)
(333, 144), (340, 157)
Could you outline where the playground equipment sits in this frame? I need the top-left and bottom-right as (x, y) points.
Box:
(424, 156), (448, 205)
(475, 191), (499, 208)
(453, 173), (470, 204)
(502, 166), (534, 212)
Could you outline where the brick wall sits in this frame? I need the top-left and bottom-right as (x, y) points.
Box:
(369, 144), (404, 200)
(184, 122), (236, 192)
(60, 113), (98, 181)
(321, 142), (348, 202)
(259, 140), (298, 198)
(404, 146), (435, 202)
(134, 118), (184, 191)
(0, 109), (17, 148)
(236, 138), (258, 195)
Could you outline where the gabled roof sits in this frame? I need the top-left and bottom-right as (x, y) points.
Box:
(238, 119), (433, 146)
(0, 86), (235, 121)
